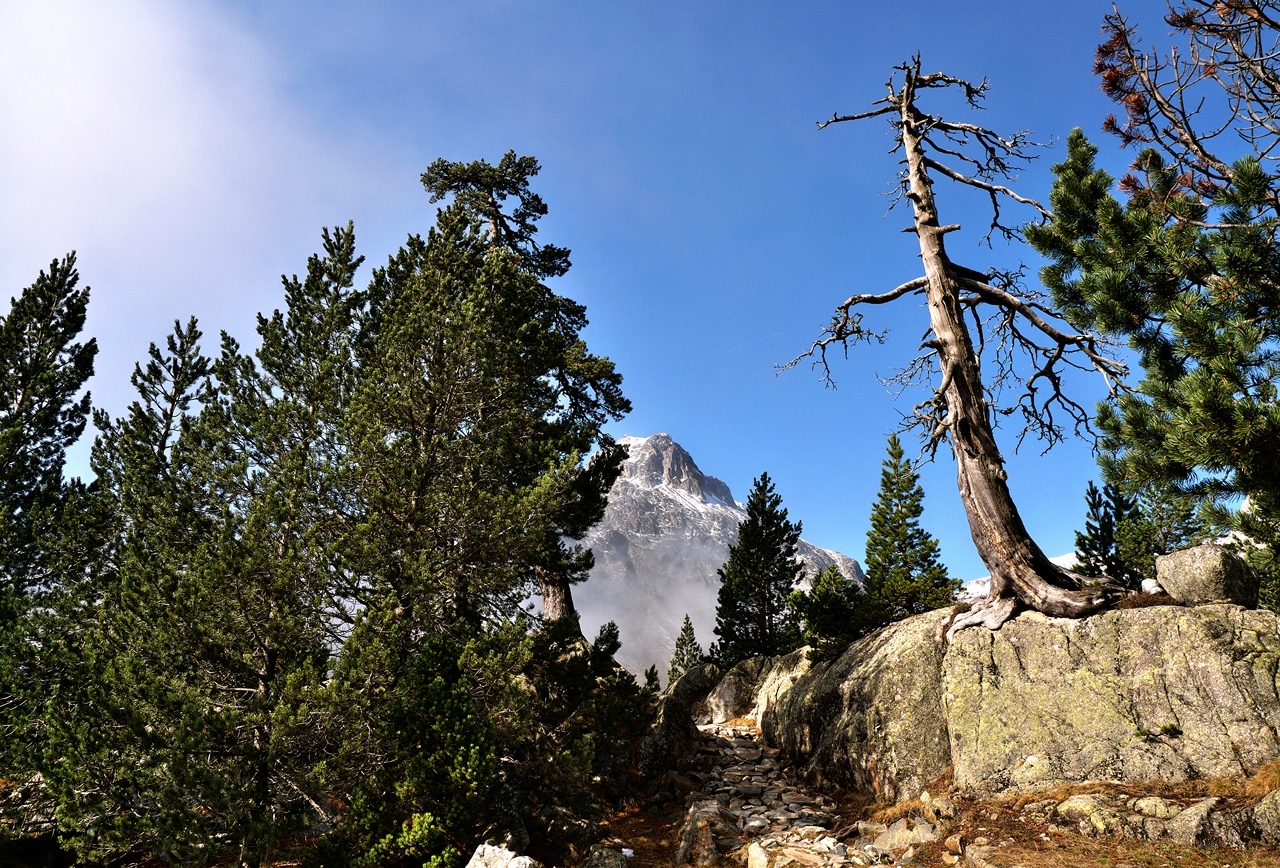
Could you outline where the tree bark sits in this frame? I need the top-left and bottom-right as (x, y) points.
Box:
(894, 71), (1117, 629)
(538, 569), (578, 625)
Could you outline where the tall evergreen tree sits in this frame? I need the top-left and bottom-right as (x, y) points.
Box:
(710, 472), (803, 668)
(1026, 5), (1280, 610)
(24, 156), (636, 867)
(318, 154), (633, 866)
(1074, 481), (1144, 589)
(0, 254), (97, 817)
(0, 254), (96, 596)
(788, 564), (871, 661)
(1028, 133), (1280, 569)
(667, 614), (703, 686)
(863, 434), (956, 624)
(44, 223), (362, 866)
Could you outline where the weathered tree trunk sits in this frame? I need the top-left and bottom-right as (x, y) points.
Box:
(894, 73), (1116, 629)
(538, 569), (578, 625)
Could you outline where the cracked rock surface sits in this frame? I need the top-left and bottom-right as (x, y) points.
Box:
(712, 603), (1280, 800)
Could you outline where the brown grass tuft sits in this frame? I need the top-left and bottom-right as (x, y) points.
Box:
(1246, 759), (1280, 798)
(869, 798), (925, 825)
(1114, 591), (1182, 610)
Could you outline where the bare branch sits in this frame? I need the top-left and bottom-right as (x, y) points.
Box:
(816, 104), (895, 130)
(777, 277), (927, 384)
(923, 157), (1052, 220)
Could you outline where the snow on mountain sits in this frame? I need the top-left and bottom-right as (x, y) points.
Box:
(575, 433), (865, 681)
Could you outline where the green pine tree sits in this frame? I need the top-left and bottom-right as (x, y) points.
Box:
(0, 254), (98, 817)
(863, 434), (957, 625)
(0, 254), (97, 596)
(44, 227), (358, 865)
(319, 154), (634, 866)
(788, 564), (871, 661)
(710, 472), (803, 668)
(25, 156), (637, 867)
(667, 614), (704, 686)
(1074, 478), (1217, 590)
(1027, 129), (1280, 609)
(1074, 481), (1144, 588)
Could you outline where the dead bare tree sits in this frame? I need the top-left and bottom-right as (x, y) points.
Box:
(784, 57), (1130, 636)
(1097, 0), (1280, 208)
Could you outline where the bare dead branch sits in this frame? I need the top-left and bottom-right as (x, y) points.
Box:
(953, 275), (1129, 392)
(777, 276), (927, 384)
(1097, 2), (1280, 212)
(816, 104), (896, 130)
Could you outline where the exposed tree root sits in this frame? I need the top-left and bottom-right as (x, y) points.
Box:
(944, 595), (1020, 642)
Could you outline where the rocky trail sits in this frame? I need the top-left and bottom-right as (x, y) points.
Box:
(659, 719), (952, 868)
(590, 717), (1280, 868)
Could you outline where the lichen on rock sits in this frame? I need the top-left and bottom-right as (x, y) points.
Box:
(943, 604), (1280, 794)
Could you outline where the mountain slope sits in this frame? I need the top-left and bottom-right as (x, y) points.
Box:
(575, 433), (864, 679)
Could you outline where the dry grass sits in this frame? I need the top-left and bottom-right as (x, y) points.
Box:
(1116, 592), (1183, 610)
(981, 763), (1280, 814)
(868, 798), (927, 825)
(900, 785), (1280, 868)
(1246, 761), (1280, 798)
(841, 773), (1280, 868)
(987, 836), (1280, 867)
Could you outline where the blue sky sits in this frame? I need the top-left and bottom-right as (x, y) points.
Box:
(0, 0), (1176, 579)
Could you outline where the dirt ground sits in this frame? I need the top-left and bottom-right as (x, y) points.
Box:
(603, 780), (1280, 868)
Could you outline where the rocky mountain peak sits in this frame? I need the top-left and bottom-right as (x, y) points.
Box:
(617, 433), (736, 506)
(577, 433), (864, 680)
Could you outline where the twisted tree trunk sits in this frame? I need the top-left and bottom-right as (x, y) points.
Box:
(893, 71), (1116, 633)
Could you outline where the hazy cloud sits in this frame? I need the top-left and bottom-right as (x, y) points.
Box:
(0, 1), (403, 459)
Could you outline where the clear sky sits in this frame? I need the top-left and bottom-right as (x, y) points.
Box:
(0, 0), (1176, 580)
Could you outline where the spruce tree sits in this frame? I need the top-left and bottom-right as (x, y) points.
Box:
(1074, 481), (1144, 588)
(789, 564), (871, 660)
(710, 472), (803, 668)
(863, 434), (956, 624)
(667, 613), (703, 686)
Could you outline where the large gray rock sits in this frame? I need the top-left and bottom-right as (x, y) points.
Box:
(1255, 789), (1280, 845)
(1156, 543), (1258, 607)
(638, 663), (722, 780)
(466, 844), (541, 868)
(706, 601), (1280, 805)
(943, 605), (1280, 794)
(706, 658), (771, 723)
(706, 649), (812, 724)
(581, 846), (628, 868)
(759, 609), (953, 802)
